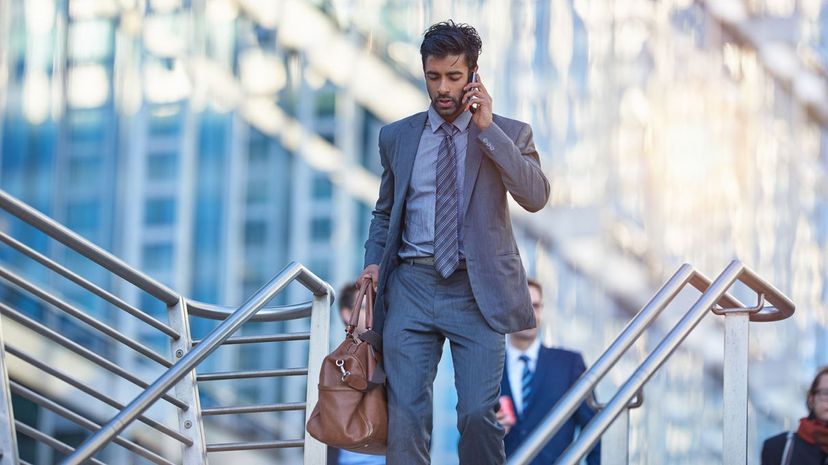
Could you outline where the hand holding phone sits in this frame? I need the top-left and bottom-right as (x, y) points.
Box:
(464, 72), (492, 129)
(467, 72), (480, 114)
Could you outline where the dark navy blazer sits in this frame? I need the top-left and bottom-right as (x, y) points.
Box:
(501, 346), (600, 465)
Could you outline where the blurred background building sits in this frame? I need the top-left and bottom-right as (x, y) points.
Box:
(1, 0), (827, 463)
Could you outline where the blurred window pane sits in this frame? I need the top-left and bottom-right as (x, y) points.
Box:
(66, 200), (99, 230)
(312, 175), (332, 200)
(145, 198), (176, 226)
(150, 108), (182, 136)
(311, 217), (331, 241)
(244, 220), (267, 245)
(68, 157), (102, 184)
(143, 242), (173, 270)
(147, 152), (178, 181)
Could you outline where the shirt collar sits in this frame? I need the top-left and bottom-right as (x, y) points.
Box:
(506, 337), (542, 365)
(427, 105), (472, 134)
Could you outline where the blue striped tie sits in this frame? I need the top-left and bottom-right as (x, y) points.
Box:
(434, 122), (460, 278)
(519, 354), (533, 412)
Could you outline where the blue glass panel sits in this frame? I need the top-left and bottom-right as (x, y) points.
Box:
(66, 199), (100, 230)
(145, 198), (176, 226)
(142, 243), (174, 271)
(147, 152), (179, 181)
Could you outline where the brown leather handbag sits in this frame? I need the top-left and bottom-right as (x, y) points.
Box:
(306, 278), (387, 454)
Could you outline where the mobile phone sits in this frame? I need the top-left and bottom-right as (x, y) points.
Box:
(467, 72), (480, 113)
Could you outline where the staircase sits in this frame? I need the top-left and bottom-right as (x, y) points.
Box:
(0, 189), (332, 465)
(0, 188), (796, 465)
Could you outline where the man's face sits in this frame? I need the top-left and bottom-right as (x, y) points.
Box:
(513, 285), (543, 340)
(423, 54), (473, 122)
(810, 373), (828, 422)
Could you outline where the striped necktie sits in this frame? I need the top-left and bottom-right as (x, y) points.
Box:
(519, 354), (533, 412)
(434, 122), (460, 278)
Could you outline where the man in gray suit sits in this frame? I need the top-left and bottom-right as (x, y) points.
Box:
(357, 20), (550, 464)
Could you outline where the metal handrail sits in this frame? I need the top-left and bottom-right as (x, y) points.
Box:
(0, 231), (178, 338)
(508, 260), (795, 465)
(201, 401), (306, 416)
(61, 262), (332, 465)
(0, 190), (180, 306)
(0, 268), (173, 367)
(206, 439), (305, 452)
(15, 422), (107, 465)
(192, 331), (310, 345)
(0, 189), (334, 464)
(196, 368), (308, 381)
(5, 346), (192, 445)
(188, 300), (316, 322)
(10, 382), (174, 465)
(0, 303), (189, 409)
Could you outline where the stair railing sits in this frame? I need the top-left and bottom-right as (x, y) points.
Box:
(0, 189), (333, 465)
(507, 261), (794, 465)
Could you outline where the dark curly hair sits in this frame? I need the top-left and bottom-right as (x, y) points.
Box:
(420, 20), (482, 70)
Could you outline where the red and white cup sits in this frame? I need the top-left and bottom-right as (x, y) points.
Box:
(498, 395), (517, 426)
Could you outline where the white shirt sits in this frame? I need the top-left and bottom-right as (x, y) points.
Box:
(505, 337), (541, 415)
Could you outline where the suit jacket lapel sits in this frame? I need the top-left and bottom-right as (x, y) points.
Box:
(394, 112), (427, 204)
(533, 347), (553, 394)
(524, 347), (554, 419)
(462, 123), (483, 217)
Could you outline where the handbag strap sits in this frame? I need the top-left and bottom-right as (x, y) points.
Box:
(346, 278), (375, 336)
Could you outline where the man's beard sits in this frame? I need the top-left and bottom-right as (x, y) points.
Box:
(432, 94), (460, 115)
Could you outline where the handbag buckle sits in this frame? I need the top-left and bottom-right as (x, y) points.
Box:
(335, 359), (351, 382)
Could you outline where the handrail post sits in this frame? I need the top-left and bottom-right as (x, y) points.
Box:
(168, 298), (208, 465)
(0, 316), (20, 465)
(601, 408), (630, 465)
(304, 285), (331, 465)
(721, 310), (750, 465)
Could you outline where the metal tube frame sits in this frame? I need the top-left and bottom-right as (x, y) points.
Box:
(167, 298), (208, 465)
(206, 439), (305, 452)
(4, 345), (191, 445)
(0, 315), (19, 465)
(0, 231), (179, 338)
(192, 332), (310, 346)
(0, 189), (180, 305)
(62, 262), (332, 465)
(0, 303), (188, 410)
(10, 381), (174, 465)
(196, 368), (308, 382)
(0, 268), (172, 367)
(508, 260), (794, 465)
(14, 422), (107, 465)
(201, 401), (306, 416)
(549, 260), (794, 465)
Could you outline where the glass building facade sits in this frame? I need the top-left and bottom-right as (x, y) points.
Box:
(1, 0), (827, 463)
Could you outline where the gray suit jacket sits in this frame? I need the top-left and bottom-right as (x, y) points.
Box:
(364, 111), (550, 339)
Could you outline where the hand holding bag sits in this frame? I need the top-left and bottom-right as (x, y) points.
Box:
(305, 278), (387, 454)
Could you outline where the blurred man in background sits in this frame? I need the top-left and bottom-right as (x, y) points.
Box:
(499, 279), (600, 465)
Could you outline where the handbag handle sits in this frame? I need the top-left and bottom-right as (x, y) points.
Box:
(346, 278), (375, 336)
